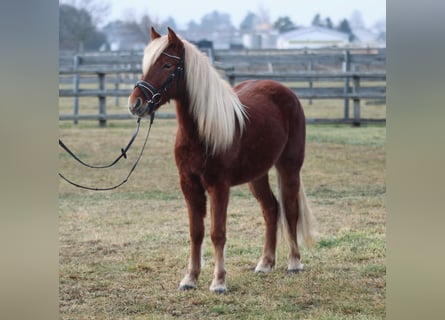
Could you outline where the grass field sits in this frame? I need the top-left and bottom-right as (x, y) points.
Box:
(59, 99), (385, 319)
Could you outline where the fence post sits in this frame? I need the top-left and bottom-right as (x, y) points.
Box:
(352, 74), (361, 127)
(342, 50), (351, 120)
(72, 55), (80, 125)
(114, 66), (120, 107)
(98, 72), (107, 127)
(228, 73), (235, 87)
(308, 61), (313, 105)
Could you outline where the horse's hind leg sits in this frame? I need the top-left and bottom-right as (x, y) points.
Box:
(276, 166), (304, 272)
(248, 174), (279, 272)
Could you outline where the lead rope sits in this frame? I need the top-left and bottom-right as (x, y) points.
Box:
(59, 118), (141, 169)
(59, 113), (154, 191)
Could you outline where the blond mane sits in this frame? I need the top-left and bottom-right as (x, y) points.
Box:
(142, 35), (247, 155)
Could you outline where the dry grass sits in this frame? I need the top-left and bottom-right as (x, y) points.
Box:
(59, 99), (385, 319)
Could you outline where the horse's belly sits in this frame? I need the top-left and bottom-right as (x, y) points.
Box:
(229, 142), (285, 185)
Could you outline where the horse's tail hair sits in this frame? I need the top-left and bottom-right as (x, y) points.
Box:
(277, 173), (318, 248)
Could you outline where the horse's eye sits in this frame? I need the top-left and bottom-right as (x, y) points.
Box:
(163, 63), (172, 69)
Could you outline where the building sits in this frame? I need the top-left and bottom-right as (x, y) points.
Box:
(181, 30), (239, 50)
(102, 21), (147, 51)
(277, 26), (350, 49)
(351, 27), (386, 48)
(242, 31), (279, 49)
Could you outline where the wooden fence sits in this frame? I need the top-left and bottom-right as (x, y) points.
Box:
(59, 48), (386, 126)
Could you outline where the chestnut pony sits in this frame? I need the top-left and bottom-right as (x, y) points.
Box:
(128, 27), (317, 293)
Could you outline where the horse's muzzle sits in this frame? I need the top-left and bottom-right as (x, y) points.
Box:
(129, 97), (151, 118)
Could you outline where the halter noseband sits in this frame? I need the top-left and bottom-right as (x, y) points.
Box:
(133, 50), (184, 117)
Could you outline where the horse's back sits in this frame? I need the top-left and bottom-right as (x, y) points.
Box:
(235, 79), (304, 117)
(235, 79), (305, 131)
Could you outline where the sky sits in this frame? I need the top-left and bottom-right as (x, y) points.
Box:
(103, 0), (386, 29)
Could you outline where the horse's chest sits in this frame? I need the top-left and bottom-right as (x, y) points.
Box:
(174, 143), (206, 175)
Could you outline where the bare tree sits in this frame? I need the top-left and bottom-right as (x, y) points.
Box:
(60, 0), (110, 26)
(256, 4), (271, 28)
(59, 3), (107, 51)
(350, 10), (365, 29)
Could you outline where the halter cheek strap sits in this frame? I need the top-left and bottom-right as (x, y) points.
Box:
(134, 80), (162, 116)
(133, 50), (184, 116)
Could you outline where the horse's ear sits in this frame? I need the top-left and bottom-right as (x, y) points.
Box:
(150, 27), (161, 40)
(167, 27), (181, 44)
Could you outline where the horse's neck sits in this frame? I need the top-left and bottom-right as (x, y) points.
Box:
(174, 98), (201, 142)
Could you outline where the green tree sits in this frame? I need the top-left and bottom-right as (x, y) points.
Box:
(312, 13), (323, 27)
(325, 17), (334, 29)
(273, 16), (297, 33)
(240, 11), (259, 31)
(337, 18), (355, 41)
(200, 10), (234, 31)
(187, 20), (200, 31)
(59, 4), (106, 51)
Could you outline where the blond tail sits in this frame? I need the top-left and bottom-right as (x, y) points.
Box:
(277, 173), (318, 248)
(296, 177), (318, 247)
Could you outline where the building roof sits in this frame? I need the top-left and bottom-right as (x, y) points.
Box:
(277, 26), (350, 49)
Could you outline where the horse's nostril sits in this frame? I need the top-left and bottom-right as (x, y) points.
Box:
(134, 98), (142, 109)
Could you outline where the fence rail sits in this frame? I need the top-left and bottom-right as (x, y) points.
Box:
(59, 48), (386, 126)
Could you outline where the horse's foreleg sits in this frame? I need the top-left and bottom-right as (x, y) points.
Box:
(208, 185), (230, 294)
(179, 174), (206, 290)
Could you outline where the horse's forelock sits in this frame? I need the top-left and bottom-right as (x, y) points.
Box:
(142, 36), (169, 77)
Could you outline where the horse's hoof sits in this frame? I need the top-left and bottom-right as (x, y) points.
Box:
(255, 265), (274, 273)
(287, 268), (302, 274)
(255, 257), (275, 273)
(287, 263), (304, 274)
(209, 280), (227, 294)
(287, 260), (304, 273)
(179, 284), (197, 291)
(210, 286), (227, 294)
(179, 274), (198, 290)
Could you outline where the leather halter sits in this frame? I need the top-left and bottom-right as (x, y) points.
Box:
(133, 50), (184, 117)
